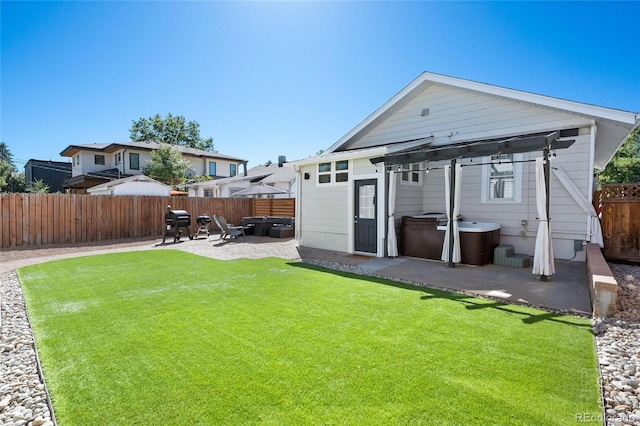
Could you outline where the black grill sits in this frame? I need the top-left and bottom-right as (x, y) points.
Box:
(194, 215), (211, 238)
(162, 207), (193, 243)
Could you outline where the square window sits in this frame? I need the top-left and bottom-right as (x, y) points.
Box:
(318, 174), (331, 184)
(336, 173), (349, 183)
(319, 163), (331, 173)
(94, 155), (105, 165)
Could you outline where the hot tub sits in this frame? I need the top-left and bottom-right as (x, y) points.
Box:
(401, 214), (447, 260)
(437, 221), (501, 265)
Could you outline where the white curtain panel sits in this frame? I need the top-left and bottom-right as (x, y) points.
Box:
(552, 166), (604, 248)
(452, 163), (462, 263)
(441, 164), (462, 263)
(441, 165), (452, 262)
(532, 157), (555, 276)
(387, 170), (399, 257)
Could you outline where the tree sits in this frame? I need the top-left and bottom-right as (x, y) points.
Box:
(0, 142), (15, 166)
(0, 160), (12, 192)
(598, 126), (640, 185)
(27, 178), (50, 194)
(143, 143), (192, 186)
(0, 142), (20, 192)
(130, 113), (216, 152)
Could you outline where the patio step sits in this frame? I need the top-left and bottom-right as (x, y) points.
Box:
(494, 245), (531, 268)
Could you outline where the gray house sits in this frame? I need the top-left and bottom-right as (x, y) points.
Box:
(292, 72), (638, 263)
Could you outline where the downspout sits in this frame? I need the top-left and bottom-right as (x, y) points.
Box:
(293, 164), (302, 240)
(586, 122), (597, 241)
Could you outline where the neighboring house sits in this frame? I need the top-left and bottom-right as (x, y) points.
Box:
(291, 72), (639, 261)
(87, 175), (171, 196)
(24, 159), (72, 193)
(59, 141), (247, 194)
(187, 160), (296, 198)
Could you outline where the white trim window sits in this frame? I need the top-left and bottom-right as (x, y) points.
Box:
(481, 154), (522, 203)
(317, 160), (350, 186)
(400, 163), (421, 185)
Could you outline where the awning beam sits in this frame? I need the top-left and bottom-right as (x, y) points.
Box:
(371, 132), (575, 166)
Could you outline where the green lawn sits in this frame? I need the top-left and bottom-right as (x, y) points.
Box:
(18, 250), (600, 425)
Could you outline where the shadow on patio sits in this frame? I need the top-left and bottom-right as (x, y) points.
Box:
(297, 246), (592, 316)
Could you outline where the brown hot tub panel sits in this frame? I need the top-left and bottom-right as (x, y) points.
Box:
(401, 215), (500, 266)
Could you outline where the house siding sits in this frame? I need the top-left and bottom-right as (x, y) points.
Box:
(349, 84), (592, 149)
(298, 163), (350, 252)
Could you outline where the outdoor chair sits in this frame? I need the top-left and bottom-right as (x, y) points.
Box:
(213, 215), (245, 241)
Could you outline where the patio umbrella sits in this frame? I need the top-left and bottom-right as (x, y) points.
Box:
(441, 162), (462, 265)
(532, 157), (555, 278)
(232, 183), (290, 197)
(387, 170), (398, 257)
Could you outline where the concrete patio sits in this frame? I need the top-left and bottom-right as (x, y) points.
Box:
(298, 246), (592, 315)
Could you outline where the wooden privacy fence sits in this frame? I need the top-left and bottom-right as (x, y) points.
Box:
(0, 194), (249, 249)
(0, 194), (297, 249)
(251, 198), (295, 218)
(598, 183), (640, 263)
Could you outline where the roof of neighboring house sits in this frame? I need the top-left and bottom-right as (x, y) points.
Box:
(188, 163), (296, 188)
(87, 175), (170, 192)
(26, 159), (73, 167)
(85, 168), (130, 179)
(261, 165), (296, 184)
(323, 71), (639, 170)
(59, 141), (246, 162)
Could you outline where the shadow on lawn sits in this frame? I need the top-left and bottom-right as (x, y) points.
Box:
(290, 261), (592, 332)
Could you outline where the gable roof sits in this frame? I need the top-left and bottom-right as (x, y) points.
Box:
(60, 141), (246, 162)
(87, 175), (171, 192)
(326, 71), (639, 170)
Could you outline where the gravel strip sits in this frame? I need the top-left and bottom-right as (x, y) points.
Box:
(593, 263), (640, 426)
(1, 271), (54, 426)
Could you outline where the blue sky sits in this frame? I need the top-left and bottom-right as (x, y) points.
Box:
(2, 1), (639, 170)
